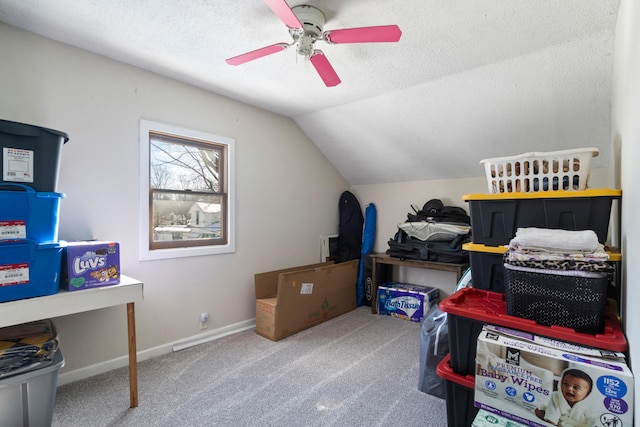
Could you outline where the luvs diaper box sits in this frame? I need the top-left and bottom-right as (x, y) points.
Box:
(61, 241), (120, 291)
(475, 325), (633, 427)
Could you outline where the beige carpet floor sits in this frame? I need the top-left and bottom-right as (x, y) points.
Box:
(52, 306), (448, 427)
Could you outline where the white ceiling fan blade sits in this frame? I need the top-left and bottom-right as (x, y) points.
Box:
(310, 51), (341, 87)
(264, 0), (302, 29)
(226, 43), (288, 66)
(324, 25), (402, 44)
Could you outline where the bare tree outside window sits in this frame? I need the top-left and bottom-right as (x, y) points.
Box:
(148, 131), (227, 249)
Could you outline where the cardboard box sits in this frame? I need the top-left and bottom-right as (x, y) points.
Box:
(377, 283), (439, 322)
(254, 260), (358, 341)
(61, 241), (120, 291)
(475, 325), (633, 427)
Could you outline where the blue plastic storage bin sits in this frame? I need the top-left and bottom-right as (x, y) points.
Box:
(0, 239), (66, 302)
(0, 183), (64, 242)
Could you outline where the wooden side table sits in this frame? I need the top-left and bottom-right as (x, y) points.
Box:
(370, 253), (468, 314)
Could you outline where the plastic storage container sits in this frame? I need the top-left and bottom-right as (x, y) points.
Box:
(463, 243), (507, 293)
(464, 243), (620, 296)
(0, 239), (66, 302)
(0, 119), (68, 192)
(480, 147), (598, 194)
(436, 354), (479, 427)
(463, 189), (620, 246)
(0, 183), (65, 242)
(0, 319), (59, 379)
(504, 264), (609, 334)
(0, 349), (64, 427)
(438, 288), (627, 376)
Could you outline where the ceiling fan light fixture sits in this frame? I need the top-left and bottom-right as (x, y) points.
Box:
(296, 34), (315, 58)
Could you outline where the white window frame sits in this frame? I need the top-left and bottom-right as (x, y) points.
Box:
(139, 119), (235, 261)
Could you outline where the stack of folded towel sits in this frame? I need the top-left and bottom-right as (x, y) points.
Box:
(506, 228), (612, 273)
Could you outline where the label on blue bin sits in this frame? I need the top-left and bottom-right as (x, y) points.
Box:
(2, 147), (35, 184)
(0, 220), (26, 239)
(0, 262), (29, 286)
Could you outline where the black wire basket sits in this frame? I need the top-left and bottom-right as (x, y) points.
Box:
(504, 263), (609, 334)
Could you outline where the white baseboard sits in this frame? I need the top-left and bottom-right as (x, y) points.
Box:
(171, 319), (255, 351)
(57, 318), (256, 386)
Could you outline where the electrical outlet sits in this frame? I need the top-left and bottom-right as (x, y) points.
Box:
(199, 312), (209, 330)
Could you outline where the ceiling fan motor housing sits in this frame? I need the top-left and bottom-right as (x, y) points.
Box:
(289, 5), (326, 57)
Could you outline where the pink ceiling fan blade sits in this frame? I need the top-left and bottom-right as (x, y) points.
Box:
(310, 51), (341, 87)
(226, 43), (288, 66)
(264, 0), (302, 29)
(324, 25), (402, 44)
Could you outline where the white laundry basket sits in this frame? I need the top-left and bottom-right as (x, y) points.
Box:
(480, 148), (599, 194)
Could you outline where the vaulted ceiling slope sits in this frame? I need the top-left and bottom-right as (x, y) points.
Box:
(0, 0), (621, 185)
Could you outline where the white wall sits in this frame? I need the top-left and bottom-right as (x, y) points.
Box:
(0, 23), (348, 380)
(612, 0), (640, 423)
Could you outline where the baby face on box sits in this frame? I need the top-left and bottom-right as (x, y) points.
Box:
(534, 368), (593, 426)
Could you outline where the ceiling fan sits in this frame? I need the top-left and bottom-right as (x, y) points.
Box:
(225, 0), (402, 87)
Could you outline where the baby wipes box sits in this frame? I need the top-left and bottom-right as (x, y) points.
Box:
(474, 325), (633, 427)
(377, 283), (439, 322)
(61, 241), (120, 291)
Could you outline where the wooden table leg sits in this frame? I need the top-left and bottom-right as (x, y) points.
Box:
(371, 257), (378, 314)
(127, 302), (139, 408)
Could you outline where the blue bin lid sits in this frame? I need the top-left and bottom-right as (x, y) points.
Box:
(0, 183), (66, 199)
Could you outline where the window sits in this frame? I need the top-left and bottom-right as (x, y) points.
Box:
(139, 120), (235, 260)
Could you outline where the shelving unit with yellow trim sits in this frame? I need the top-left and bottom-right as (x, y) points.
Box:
(461, 188), (622, 303)
(462, 188), (621, 247)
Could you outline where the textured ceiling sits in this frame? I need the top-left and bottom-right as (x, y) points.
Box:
(0, 0), (621, 184)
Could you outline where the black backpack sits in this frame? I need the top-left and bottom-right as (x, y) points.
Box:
(407, 199), (470, 225)
(337, 191), (364, 263)
(386, 199), (470, 263)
